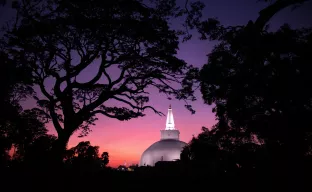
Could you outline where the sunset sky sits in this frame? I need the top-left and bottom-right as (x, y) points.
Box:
(1, 0), (312, 167)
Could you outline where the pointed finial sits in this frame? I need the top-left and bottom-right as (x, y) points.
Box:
(165, 104), (175, 130)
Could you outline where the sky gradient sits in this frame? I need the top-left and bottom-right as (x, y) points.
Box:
(1, 0), (312, 167)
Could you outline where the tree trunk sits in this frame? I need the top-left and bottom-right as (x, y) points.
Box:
(286, 132), (305, 192)
(50, 132), (70, 170)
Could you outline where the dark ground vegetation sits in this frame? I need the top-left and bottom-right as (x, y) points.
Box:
(1, 0), (312, 191)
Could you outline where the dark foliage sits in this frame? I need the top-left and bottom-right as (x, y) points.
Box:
(1, 1), (312, 192)
(198, 0), (312, 157)
(64, 141), (110, 171)
(3, 0), (204, 163)
(0, 46), (46, 167)
(182, 0), (312, 190)
(101, 151), (109, 167)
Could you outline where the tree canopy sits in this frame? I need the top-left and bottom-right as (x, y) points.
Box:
(64, 141), (109, 170)
(0, 47), (46, 166)
(4, 0), (204, 161)
(193, 0), (312, 190)
(198, 0), (312, 154)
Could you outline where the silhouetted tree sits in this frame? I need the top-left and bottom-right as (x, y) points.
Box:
(23, 134), (57, 168)
(0, 136), (11, 166)
(11, 109), (49, 160)
(100, 152), (109, 167)
(196, 0), (312, 190)
(0, 0), (19, 8)
(181, 126), (272, 192)
(0, 46), (33, 117)
(64, 141), (104, 171)
(182, 127), (230, 174)
(0, 48), (38, 166)
(4, 0), (204, 164)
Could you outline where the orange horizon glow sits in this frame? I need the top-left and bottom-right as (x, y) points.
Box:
(7, 0), (310, 168)
(47, 98), (216, 168)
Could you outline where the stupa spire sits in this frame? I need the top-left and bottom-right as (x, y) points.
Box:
(165, 104), (175, 130)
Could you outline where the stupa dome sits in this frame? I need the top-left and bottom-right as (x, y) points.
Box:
(140, 139), (187, 166)
(139, 105), (187, 166)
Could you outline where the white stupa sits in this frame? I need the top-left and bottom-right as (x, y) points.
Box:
(139, 105), (187, 166)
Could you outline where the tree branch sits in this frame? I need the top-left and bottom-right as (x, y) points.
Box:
(37, 77), (53, 101)
(91, 110), (121, 119)
(142, 105), (164, 116)
(255, 0), (309, 30)
(61, 50), (100, 82)
(48, 102), (63, 134)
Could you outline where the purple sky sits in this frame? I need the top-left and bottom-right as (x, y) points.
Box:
(1, 0), (311, 166)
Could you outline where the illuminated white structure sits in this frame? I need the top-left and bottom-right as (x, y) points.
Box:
(139, 105), (187, 166)
(165, 105), (175, 130)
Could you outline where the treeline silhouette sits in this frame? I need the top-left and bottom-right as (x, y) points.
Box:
(1, 0), (312, 191)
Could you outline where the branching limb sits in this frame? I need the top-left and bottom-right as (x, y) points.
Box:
(255, 0), (309, 30)
(48, 102), (63, 134)
(91, 106), (144, 121)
